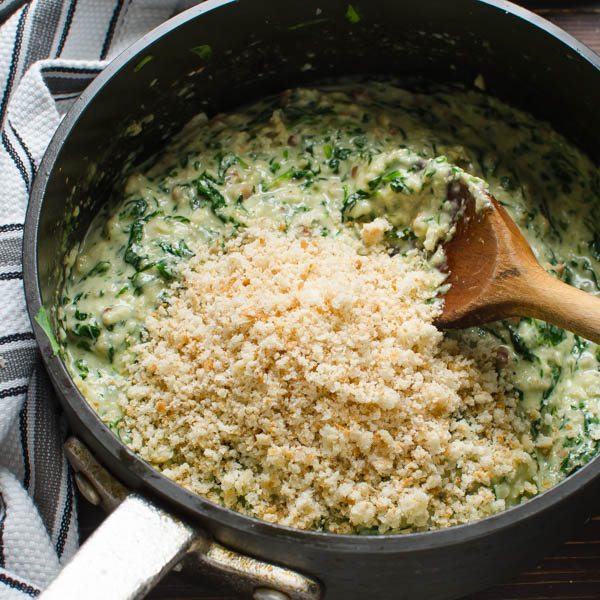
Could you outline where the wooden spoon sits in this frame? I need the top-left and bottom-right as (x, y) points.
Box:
(436, 182), (600, 344)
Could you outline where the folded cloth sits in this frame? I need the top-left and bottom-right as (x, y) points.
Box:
(0, 1), (187, 596)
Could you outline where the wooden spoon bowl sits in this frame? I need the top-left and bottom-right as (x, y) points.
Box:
(436, 182), (600, 344)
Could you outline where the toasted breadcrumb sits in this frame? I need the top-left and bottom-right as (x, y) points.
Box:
(124, 229), (536, 533)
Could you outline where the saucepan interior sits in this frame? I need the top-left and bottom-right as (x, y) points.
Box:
(24, 1), (600, 599)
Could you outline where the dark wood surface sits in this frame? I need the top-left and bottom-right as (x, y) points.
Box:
(77, 3), (600, 599)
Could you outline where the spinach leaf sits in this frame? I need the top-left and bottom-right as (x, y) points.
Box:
(193, 176), (227, 214)
(158, 239), (194, 258)
(217, 154), (247, 183)
(86, 261), (111, 278)
(156, 260), (176, 281)
(34, 307), (60, 355)
(73, 321), (101, 341)
(368, 169), (402, 191)
(119, 198), (147, 219)
(390, 176), (410, 193)
(124, 220), (146, 270)
(327, 147), (351, 174)
(572, 335), (588, 364)
(346, 4), (361, 24)
(131, 270), (155, 295)
(341, 188), (370, 222)
(537, 322), (566, 346)
(265, 167), (317, 190)
(190, 44), (212, 60)
(542, 364), (562, 401)
(164, 215), (191, 224)
(74, 359), (89, 379)
(504, 321), (537, 362)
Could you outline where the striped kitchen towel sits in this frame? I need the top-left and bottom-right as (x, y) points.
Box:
(0, 1), (188, 597)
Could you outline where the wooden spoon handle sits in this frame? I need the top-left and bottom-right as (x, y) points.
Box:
(517, 269), (600, 344)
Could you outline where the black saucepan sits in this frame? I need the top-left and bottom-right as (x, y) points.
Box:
(23, 1), (600, 599)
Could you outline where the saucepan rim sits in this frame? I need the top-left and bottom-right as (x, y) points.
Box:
(22, 0), (600, 554)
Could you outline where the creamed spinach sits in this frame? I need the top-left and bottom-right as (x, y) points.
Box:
(60, 82), (600, 510)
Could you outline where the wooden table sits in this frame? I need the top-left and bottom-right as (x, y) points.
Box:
(78, 3), (600, 599)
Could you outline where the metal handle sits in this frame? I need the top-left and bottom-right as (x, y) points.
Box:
(39, 438), (321, 600)
(41, 494), (200, 600)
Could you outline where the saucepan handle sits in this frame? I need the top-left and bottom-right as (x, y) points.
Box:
(40, 494), (200, 600)
(39, 438), (321, 600)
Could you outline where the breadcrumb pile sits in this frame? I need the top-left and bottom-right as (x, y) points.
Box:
(124, 227), (536, 533)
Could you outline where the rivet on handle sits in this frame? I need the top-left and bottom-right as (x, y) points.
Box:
(74, 471), (101, 506)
